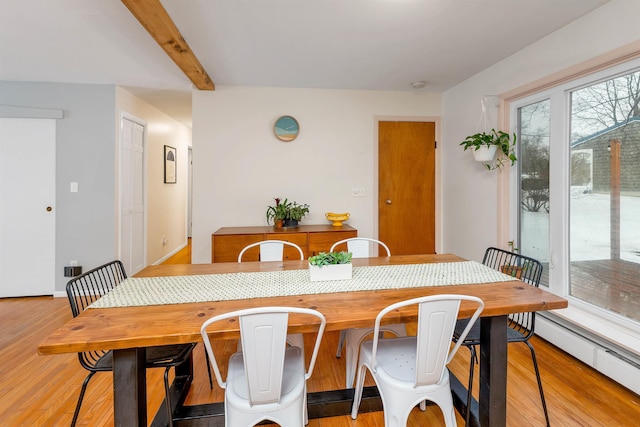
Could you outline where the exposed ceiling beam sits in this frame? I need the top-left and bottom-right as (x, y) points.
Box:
(121, 0), (215, 90)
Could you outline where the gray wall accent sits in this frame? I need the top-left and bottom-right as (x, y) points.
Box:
(0, 82), (116, 293)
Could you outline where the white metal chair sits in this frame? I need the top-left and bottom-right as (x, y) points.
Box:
(237, 239), (306, 349)
(329, 237), (391, 258)
(351, 294), (484, 427)
(330, 237), (406, 388)
(202, 240), (307, 390)
(238, 240), (304, 262)
(200, 307), (326, 427)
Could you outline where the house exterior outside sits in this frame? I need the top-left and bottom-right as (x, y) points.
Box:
(571, 117), (640, 194)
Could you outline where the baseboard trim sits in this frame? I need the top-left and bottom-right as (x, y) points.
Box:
(537, 313), (640, 395)
(153, 242), (188, 265)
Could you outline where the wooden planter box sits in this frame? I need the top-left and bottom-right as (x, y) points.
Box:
(501, 265), (523, 279)
(309, 263), (352, 281)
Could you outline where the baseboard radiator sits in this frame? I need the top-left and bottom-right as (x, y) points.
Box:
(536, 313), (640, 395)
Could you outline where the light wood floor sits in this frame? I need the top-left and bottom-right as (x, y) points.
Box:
(161, 238), (192, 265)
(2, 245), (639, 426)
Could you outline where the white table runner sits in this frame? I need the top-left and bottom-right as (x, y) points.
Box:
(89, 261), (514, 309)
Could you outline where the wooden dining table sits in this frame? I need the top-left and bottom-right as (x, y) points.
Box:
(39, 254), (567, 427)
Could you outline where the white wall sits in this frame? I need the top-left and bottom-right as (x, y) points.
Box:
(441, 0), (640, 261)
(192, 86), (441, 263)
(116, 88), (192, 264)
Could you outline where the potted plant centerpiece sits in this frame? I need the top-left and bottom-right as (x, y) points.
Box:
(500, 259), (537, 279)
(460, 128), (517, 170)
(308, 251), (353, 281)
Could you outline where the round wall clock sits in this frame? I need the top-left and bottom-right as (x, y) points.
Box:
(274, 115), (300, 142)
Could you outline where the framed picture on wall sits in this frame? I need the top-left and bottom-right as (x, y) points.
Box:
(164, 145), (177, 184)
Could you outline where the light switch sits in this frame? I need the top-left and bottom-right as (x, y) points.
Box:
(70, 182), (78, 193)
(352, 187), (365, 197)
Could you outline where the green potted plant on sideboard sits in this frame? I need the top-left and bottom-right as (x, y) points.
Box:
(284, 201), (310, 227)
(265, 197), (289, 229)
(266, 197), (310, 228)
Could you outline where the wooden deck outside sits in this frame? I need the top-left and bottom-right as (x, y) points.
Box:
(539, 258), (640, 322)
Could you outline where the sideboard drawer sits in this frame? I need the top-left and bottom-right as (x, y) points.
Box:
(308, 230), (357, 257)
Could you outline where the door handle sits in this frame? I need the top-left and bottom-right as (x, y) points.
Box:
(385, 199), (392, 205)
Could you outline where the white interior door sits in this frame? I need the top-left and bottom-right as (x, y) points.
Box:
(0, 118), (56, 297)
(119, 117), (145, 275)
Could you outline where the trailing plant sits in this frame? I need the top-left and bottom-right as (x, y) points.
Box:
(460, 128), (517, 170)
(286, 202), (310, 221)
(308, 251), (352, 267)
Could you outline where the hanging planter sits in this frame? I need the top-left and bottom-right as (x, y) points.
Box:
(472, 145), (498, 162)
(460, 129), (517, 170)
(460, 97), (517, 170)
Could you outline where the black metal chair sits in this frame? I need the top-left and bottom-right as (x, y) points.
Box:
(453, 247), (549, 427)
(65, 260), (196, 427)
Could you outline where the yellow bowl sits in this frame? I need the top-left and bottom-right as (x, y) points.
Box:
(325, 212), (350, 227)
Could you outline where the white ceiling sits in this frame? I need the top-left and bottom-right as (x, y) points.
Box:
(0, 0), (609, 127)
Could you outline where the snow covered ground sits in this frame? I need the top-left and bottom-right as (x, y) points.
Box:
(520, 192), (640, 264)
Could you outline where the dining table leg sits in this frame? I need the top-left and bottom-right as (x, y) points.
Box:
(479, 314), (508, 427)
(113, 347), (147, 427)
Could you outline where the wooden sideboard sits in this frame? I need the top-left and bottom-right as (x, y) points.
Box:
(211, 224), (357, 262)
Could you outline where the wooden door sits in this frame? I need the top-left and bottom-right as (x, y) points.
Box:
(0, 118), (56, 297)
(378, 121), (435, 255)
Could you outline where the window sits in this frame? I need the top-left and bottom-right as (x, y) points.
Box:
(517, 99), (551, 286)
(511, 59), (640, 344)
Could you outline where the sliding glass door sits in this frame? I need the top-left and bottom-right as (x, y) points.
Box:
(568, 70), (640, 322)
(511, 59), (640, 337)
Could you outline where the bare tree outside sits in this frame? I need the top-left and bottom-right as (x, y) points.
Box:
(571, 151), (591, 187)
(571, 71), (640, 141)
(519, 101), (550, 214)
